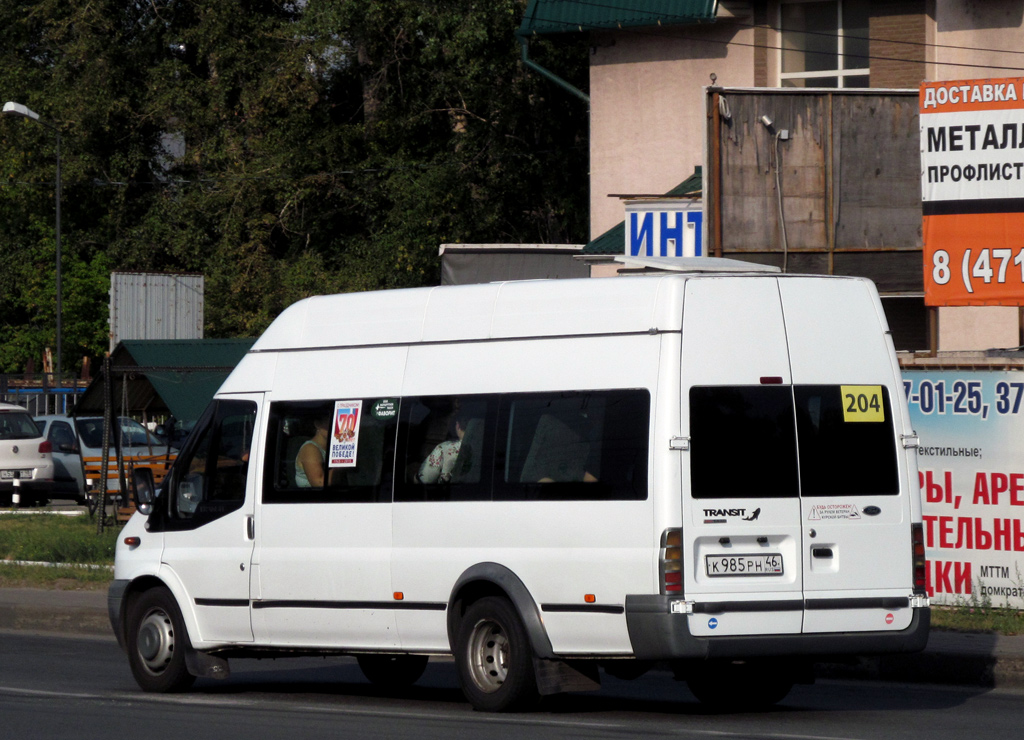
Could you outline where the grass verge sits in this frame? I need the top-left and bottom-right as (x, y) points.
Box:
(931, 604), (1024, 635)
(0, 513), (118, 589)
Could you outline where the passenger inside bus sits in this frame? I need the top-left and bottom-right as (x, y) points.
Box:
(295, 416), (330, 488)
(521, 413), (598, 483)
(418, 409), (476, 484)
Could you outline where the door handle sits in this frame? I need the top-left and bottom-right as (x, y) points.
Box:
(812, 547), (834, 559)
(246, 515), (255, 541)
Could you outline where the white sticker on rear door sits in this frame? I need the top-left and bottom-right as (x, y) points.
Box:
(807, 503), (861, 520)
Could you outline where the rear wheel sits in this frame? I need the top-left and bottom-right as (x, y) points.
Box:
(686, 660), (792, 711)
(455, 596), (538, 712)
(126, 587), (196, 692)
(357, 655), (428, 688)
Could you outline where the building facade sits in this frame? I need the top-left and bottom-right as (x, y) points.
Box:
(519, 0), (1024, 352)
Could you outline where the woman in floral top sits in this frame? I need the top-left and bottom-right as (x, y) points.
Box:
(417, 413), (468, 483)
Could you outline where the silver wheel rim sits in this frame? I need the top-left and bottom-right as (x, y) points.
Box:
(467, 617), (509, 693)
(137, 607), (175, 675)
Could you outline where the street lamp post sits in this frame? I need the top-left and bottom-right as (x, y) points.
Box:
(3, 101), (62, 392)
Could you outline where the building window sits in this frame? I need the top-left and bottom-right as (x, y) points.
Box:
(780, 0), (870, 88)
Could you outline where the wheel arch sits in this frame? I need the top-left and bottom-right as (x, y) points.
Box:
(447, 562), (554, 659)
(116, 569), (198, 649)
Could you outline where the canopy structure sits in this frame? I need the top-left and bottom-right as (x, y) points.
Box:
(517, 0), (718, 36)
(74, 339), (254, 422)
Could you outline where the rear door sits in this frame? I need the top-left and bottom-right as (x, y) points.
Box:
(779, 278), (914, 634)
(681, 277), (804, 638)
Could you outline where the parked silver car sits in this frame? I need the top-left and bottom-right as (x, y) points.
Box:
(31, 415), (87, 503)
(0, 402), (56, 506)
(34, 415), (176, 504)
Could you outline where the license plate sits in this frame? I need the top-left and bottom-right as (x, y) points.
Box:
(1, 469), (29, 480)
(706, 553), (784, 577)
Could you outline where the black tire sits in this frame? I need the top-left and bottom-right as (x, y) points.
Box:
(357, 655), (429, 688)
(126, 587), (196, 693)
(686, 660), (792, 711)
(454, 596), (539, 712)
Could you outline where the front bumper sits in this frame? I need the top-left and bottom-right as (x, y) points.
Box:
(625, 595), (930, 660)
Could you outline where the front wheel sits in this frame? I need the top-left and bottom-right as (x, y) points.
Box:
(455, 596), (538, 712)
(126, 587), (196, 692)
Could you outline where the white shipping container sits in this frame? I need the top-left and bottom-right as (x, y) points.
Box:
(109, 272), (204, 350)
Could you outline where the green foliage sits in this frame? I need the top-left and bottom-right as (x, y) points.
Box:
(0, 0), (590, 375)
(931, 605), (1024, 636)
(0, 513), (118, 564)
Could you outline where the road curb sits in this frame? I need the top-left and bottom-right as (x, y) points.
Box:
(0, 588), (111, 637)
(0, 602), (111, 636)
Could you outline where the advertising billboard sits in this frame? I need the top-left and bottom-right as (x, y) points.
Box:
(920, 78), (1024, 306)
(904, 369), (1024, 608)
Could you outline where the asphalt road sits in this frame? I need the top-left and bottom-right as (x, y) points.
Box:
(3, 630), (1024, 740)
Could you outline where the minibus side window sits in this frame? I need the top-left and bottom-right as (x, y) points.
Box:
(165, 400), (257, 527)
(494, 389), (650, 502)
(794, 385), (899, 496)
(263, 398), (397, 504)
(395, 395), (494, 502)
(689, 386), (799, 499)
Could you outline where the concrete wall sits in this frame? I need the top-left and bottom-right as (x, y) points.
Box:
(930, 0), (1024, 79)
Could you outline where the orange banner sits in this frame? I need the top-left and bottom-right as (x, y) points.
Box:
(923, 212), (1024, 306)
(921, 78), (1024, 306)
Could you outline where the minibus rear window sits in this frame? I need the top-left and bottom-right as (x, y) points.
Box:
(794, 385), (899, 496)
(689, 385), (900, 499)
(689, 386), (799, 499)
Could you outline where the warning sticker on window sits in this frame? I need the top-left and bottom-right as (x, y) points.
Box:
(841, 385), (885, 422)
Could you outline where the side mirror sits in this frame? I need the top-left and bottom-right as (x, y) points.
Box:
(132, 467), (156, 516)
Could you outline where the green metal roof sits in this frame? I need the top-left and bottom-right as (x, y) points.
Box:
(583, 168), (702, 255)
(518, 0), (718, 37)
(74, 339), (255, 422)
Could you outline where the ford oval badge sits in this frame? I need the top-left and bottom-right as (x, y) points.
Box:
(863, 505), (881, 516)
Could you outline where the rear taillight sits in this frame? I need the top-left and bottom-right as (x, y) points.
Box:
(912, 522), (927, 595)
(38, 440), (52, 454)
(660, 528), (683, 594)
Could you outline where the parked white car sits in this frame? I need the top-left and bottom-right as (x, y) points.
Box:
(0, 402), (56, 507)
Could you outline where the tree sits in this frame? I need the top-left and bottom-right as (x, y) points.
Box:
(0, 0), (590, 376)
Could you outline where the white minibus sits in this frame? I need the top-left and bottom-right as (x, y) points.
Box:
(110, 270), (928, 711)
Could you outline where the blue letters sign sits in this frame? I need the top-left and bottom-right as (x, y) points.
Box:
(625, 200), (704, 258)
